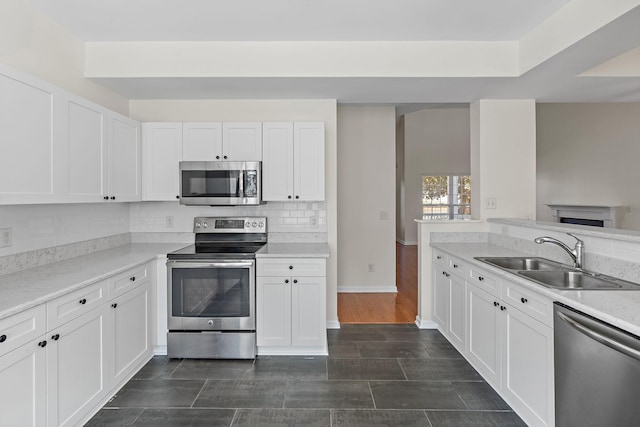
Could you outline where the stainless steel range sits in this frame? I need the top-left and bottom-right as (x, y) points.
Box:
(166, 217), (266, 359)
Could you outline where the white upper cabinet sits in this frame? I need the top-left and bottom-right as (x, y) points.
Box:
(0, 71), (58, 204)
(262, 122), (294, 201)
(142, 123), (183, 201)
(182, 122), (222, 161)
(182, 122), (262, 161)
(222, 122), (262, 161)
(108, 112), (141, 202)
(262, 122), (325, 201)
(64, 96), (108, 203)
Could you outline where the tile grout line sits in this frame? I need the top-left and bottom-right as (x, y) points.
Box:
(367, 381), (377, 410)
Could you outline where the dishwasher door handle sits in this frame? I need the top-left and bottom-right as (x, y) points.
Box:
(557, 311), (640, 361)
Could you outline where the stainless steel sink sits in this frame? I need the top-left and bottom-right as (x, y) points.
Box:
(475, 256), (565, 271)
(518, 270), (640, 290)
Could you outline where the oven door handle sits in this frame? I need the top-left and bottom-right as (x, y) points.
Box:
(167, 260), (254, 269)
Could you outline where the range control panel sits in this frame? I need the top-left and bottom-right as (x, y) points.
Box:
(193, 217), (267, 233)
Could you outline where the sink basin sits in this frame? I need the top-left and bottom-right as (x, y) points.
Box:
(518, 270), (640, 290)
(475, 257), (564, 271)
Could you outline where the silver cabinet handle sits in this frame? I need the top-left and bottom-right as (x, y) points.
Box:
(557, 311), (640, 361)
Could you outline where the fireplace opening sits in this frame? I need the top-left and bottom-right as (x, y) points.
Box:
(560, 218), (604, 227)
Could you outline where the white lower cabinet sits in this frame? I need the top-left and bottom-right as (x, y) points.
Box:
(0, 262), (155, 427)
(434, 257), (555, 427)
(46, 305), (109, 427)
(256, 258), (327, 355)
(0, 338), (47, 427)
(109, 281), (152, 386)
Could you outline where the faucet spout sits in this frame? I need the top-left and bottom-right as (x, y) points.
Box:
(534, 233), (585, 269)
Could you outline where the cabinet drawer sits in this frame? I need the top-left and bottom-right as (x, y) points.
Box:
(448, 256), (467, 278)
(503, 281), (553, 327)
(109, 263), (149, 299)
(468, 267), (501, 297)
(433, 249), (448, 267)
(0, 305), (46, 357)
(46, 281), (108, 330)
(257, 258), (326, 277)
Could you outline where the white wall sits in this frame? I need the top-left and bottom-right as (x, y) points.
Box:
(0, 203), (130, 257)
(129, 99), (340, 325)
(536, 103), (640, 230)
(0, 0), (128, 114)
(402, 107), (471, 244)
(470, 100), (537, 221)
(396, 116), (405, 242)
(337, 105), (396, 292)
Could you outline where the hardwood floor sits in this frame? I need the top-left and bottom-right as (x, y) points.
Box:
(338, 243), (418, 324)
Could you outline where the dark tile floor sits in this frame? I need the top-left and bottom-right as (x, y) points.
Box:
(86, 325), (526, 426)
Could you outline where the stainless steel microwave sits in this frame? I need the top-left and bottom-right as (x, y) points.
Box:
(179, 161), (262, 206)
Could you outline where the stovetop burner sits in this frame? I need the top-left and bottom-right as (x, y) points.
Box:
(167, 216), (267, 260)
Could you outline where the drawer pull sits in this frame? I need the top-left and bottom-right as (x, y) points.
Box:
(293, 279), (298, 284)
(51, 334), (60, 341)
(478, 276), (485, 281)
(38, 340), (47, 348)
(112, 303), (118, 308)
(453, 264), (459, 268)
(436, 255), (442, 260)
(289, 265), (293, 270)
(521, 297), (528, 304)
(130, 276), (136, 282)
(0, 334), (6, 343)
(500, 305), (507, 311)
(285, 279), (289, 284)
(79, 298), (87, 305)
(493, 301), (499, 307)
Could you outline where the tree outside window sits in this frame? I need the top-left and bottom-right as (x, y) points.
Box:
(422, 175), (471, 220)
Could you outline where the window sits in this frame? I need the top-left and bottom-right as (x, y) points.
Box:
(422, 175), (471, 220)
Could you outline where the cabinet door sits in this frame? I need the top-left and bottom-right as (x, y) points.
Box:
(47, 305), (109, 427)
(256, 276), (292, 347)
(293, 122), (324, 201)
(182, 122), (222, 161)
(222, 122), (262, 161)
(142, 123), (182, 201)
(466, 283), (501, 386)
(109, 282), (151, 386)
(291, 276), (326, 348)
(65, 96), (108, 202)
(503, 305), (554, 427)
(0, 72), (56, 204)
(262, 122), (294, 201)
(0, 339), (47, 427)
(432, 266), (450, 331)
(448, 274), (466, 353)
(108, 113), (141, 201)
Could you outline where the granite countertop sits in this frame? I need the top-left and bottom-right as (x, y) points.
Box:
(0, 243), (187, 321)
(256, 243), (330, 258)
(431, 242), (640, 337)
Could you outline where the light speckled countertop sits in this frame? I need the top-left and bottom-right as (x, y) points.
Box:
(256, 243), (330, 258)
(0, 243), (187, 321)
(431, 242), (640, 337)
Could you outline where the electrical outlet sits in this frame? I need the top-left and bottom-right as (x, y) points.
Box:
(485, 197), (497, 209)
(0, 228), (12, 248)
(379, 211), (389, 220)
(165, 216), (174, 228)
(310, 215), (318, 227)
(368, 263), (375, 273)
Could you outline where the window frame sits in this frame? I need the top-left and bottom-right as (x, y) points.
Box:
(421, 174), (471, 221)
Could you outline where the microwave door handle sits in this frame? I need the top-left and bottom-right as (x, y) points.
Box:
(239, 170), (244, 196)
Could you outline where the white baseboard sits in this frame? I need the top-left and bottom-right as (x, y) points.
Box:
(154, 345), (167, 356)
(338, 286), (398, 293)
(326, 320), (341, 329)
(396, 239), (418, 246)
(415, 316), (438, 329)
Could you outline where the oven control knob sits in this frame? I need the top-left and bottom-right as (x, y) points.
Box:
(259, 222), (264, 228)
(252, 222), (257, 227)
(207, 320), (214, 326)
(203, 222), (208, 228)
(195, 222), (201, 228)
(245, 222), (250, 228)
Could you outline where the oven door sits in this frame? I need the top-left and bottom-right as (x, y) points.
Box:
(167, 259), (255, 331)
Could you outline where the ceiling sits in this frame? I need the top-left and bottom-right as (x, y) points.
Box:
(22, 0), (640, 103)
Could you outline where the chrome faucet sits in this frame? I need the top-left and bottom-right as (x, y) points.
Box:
(534, 232), (585, 269)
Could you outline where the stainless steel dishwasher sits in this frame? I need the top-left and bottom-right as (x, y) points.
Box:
(554, 303), (640, 427)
